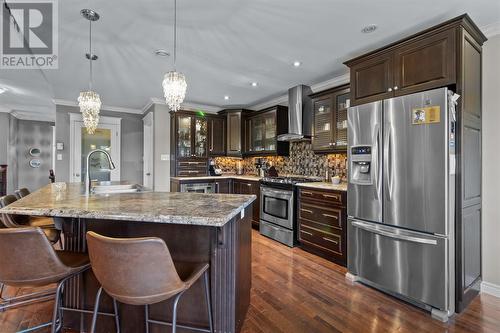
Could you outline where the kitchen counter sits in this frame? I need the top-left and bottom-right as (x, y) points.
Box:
(0, 182), (254, 332)
(171, 174), (262, 182)
(296, 181), (348, 192)
(0, 183), (256, 227)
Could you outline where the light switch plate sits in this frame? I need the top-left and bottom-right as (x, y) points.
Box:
(56, 154), (63, 161)
(240, 209), (245, 219)
(160, 154), (169, 161)
(56, 142), (64, 150)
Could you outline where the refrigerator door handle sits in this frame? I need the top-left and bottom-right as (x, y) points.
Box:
(372, 124), (381, 200)
(351, 221), (438, 245)
(384, 126), (394, 201)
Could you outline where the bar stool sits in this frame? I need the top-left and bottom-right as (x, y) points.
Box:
(14, 188), (30, 199)
(86, 231), (214, 333)
(0, 227), (90, 333)
(0, 195), (60, 245)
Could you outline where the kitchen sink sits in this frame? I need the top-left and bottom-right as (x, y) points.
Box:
(91, 183), (146, 194)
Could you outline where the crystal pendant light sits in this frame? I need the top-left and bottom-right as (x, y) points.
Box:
(78, 9), (101, 134)
(162, 0), (187, 112)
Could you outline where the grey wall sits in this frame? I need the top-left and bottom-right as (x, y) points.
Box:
(482, 33), (500, 291)
(7, 115), (18, 194)
(15, 120), (54, 191)
(55, 105), (143, 184)
(0, 113), (9, 165)
(144, 103), (171, 192)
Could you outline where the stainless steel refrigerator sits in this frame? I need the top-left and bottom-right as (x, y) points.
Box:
(347, 87), (457, 321)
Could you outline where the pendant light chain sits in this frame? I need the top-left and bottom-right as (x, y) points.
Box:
(173, 0), (176, 68)
(162, 0), (187, 112)
(89, 19), (93, 90)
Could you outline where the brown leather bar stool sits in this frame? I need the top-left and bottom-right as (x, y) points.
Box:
(86, 231), (214, 333)
(0, 195), (60, 245)
(15, 188), (30, 199)
(0, 227), (90, 333)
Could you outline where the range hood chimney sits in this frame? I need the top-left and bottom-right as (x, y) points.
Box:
(277, 85), (313, 141)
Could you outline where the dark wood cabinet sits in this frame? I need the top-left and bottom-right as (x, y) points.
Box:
(214, 178), (231, 194)
(311, 84), (350, 153)
(218, 109), (251, 157)
(346, 18), (458, 106)
(171, 111), (226, 176)
(349, 52), (394, 106)
(394, 29), (456, 96)
(208, 116), (226, 156)
(298, 187), (347, 266)
(233, 179), (260, 228)
(244, 106), (289, 156)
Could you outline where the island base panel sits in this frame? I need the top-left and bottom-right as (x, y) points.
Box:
(60, 206), (252, 333)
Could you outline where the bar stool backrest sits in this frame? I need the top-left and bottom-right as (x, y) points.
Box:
(0, 227), (71, 286)
(15, 188), (30, 199)
(86, 231), (186, 305)
(0, 195), (30, 227)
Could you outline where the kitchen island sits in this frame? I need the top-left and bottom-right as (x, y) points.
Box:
(0, 183), (256, 333)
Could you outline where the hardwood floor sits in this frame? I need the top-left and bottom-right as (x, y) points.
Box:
(1, 230), (499, 332)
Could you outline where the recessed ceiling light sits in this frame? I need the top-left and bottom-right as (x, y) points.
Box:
(251, 82), (258, 87)
(361, 24), (377, 34)
(0, 87), (7, 94)
(154, 49), (170, 57)
(293, 61), (301, 67)
(224, 95), (230, 100)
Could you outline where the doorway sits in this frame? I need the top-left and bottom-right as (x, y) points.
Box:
(143, 112), (154, 189)
(69, 113), (121, 183)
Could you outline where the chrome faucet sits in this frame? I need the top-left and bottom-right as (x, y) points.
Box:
(85, 149), (116, 196)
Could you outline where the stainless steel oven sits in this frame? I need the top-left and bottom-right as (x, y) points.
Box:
(180, 183), (215, 193)
(260, 185), (294, 246)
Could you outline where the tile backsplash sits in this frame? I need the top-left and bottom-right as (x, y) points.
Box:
(214, 142), (348, 181)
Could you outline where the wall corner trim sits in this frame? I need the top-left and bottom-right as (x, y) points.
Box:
(481, 281), (500, 298)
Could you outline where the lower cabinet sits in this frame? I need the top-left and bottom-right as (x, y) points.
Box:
(232, 179), (260, 229)
(298, 187), (347, 266)
(170, 178), (260, 228)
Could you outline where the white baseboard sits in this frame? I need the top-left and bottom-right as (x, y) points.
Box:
(481, 281), (500, 298)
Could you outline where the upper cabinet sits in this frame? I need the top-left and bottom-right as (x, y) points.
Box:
(345, 20), (457, 106)
(244, 106), (289, 157)
(311, 84), (349, 153)
(171, 111), (226, 176)
(219, 109), (247, 157)
(208, 116), (226, 156)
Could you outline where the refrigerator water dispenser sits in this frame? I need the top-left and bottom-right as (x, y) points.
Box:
(350, 146), (373, 185)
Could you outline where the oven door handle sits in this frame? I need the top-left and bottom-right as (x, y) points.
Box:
(261, 188), (293, 199)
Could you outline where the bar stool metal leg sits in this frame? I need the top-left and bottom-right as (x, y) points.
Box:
(204, 271), (214, 333)
(90, 287), (103, 333)
(51, 276), (69, 333)
(113, 298), (120, 333)
(145, 304), (150, 333)
(171, 291), (185, 333)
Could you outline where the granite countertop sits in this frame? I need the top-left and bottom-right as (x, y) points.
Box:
(171, 174), (262, 182)
(295, 181), (348, 192)
(0, 183), (256, 227)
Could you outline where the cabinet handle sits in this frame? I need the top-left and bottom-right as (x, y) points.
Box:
(246, 183), (252, 187)
(394, 86), (399, 90)
(387, 87), (393, 92)
(322, 237), (338, 245)
(322, 213), (338, 219)
(300, 230), (313, 236)
(302, 191), (313, 195)
(323, 194), (339, 199)
(301, 208), (313, 214)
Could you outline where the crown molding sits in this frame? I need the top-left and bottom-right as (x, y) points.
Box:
(0, 106), (11, 113)
(149, 98), (221, 113)
(53, 99), (143, 114)
(10, 110), (54, 122)
(482, 21), (500, 38)
(248, 72), (350, 111)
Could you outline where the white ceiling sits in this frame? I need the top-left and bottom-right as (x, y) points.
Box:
(1, 0), (499, 117)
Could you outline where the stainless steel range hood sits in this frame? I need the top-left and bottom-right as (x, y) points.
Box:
(277, 85), (313, 141)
